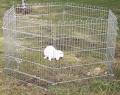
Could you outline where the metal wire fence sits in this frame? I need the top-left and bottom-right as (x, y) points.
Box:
(3, 2), (118, 92)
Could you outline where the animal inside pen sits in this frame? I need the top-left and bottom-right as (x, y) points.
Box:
(3, 2), (118, 91)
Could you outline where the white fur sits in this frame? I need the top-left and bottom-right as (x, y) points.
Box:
(44, 46), (64, 61)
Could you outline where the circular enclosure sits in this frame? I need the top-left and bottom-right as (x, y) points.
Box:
(3, 2), (118, 89)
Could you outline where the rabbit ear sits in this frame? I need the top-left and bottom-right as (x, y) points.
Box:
(58, 50), (64, 55)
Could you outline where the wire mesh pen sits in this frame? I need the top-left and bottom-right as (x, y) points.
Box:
(3, 2), (118, 92)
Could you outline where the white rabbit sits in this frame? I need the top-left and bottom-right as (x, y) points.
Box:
(44, 46), (64, 61)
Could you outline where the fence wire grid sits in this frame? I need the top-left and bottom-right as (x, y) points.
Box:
(3, 2), (118, 91)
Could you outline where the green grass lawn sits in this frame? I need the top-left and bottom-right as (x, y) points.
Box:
(0, 0), (120, 95)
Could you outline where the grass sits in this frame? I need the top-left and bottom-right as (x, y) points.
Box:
(0, 0), (120, 95)
(48, 79), (120, 95)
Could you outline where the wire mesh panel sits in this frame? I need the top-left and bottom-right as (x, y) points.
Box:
(3, 2), (118, 91)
